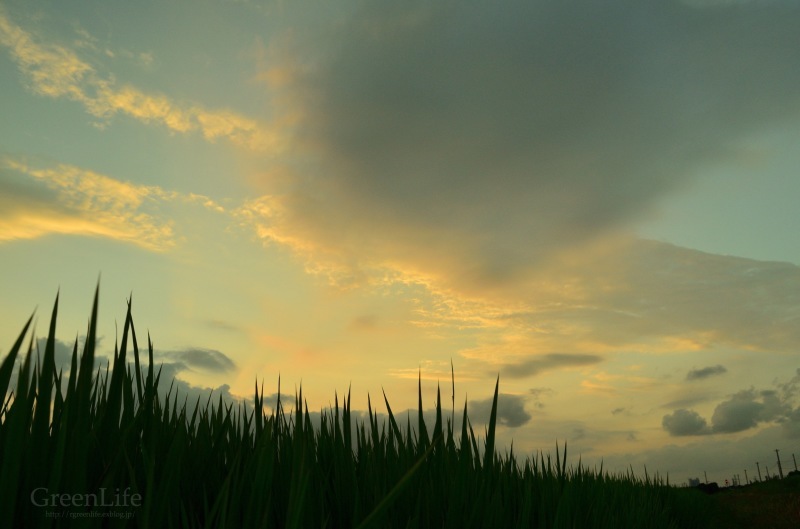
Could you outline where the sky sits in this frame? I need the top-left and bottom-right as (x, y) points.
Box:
(1, 0), (800, 485)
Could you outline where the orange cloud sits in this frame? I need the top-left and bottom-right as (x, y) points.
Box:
(0, 11), (92, 100)
(0, 157), (224, 251)
(0, 9), (287, 152)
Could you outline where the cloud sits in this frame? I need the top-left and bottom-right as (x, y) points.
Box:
(479, 240), (800, 359)
(571, 428), (587, 441)
(349, 315), (379, 332)
(711, 389), (790, 433)
(528, 387), (555, 407)
(0, 157), (174, 250)
(597, 425), (792, 486)
(35, 337), (81, 375)
(262, 392), (299, 411)
(204, 319), (245, 333)
(528, 388), (554, 399)
(784, 407), (800, 439)
(162, 348), (237, 374)
(0, 9), (91, 100)
(468, 393), (532, 428)
(0, 156), (223, 249)
(233, 1), (800, 379)
(246, 0), (800, 292)
(500, 354), (604, 379)
(0, 8), (285, 152)
(154, 362), (239, 413)
(777, 368), (800, 401)
(527, 387), (554, 409)
(687, 365), (728, 381)
(662, 409), (712, 436)
(663, 380), (798, 436)
(710, 398), (761, 433)
(3, 322), (241, 419)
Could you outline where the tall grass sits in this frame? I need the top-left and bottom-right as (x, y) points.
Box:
(1, 288), (714, 528)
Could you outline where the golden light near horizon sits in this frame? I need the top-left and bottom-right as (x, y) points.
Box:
(1, 0), (800, 486)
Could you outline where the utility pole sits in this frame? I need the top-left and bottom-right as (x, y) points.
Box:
(793, 453), (797, 472)
(704, 471), (708, 484)
(775, 449), (784, 479)
(756, 462), (762, 482)
(744, 469), (748, 484)
(766, 466), (771, 480)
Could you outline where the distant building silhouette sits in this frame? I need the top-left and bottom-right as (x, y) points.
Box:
(696, 482), (720, 494)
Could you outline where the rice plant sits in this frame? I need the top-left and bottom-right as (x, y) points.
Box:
(1, 288), (716, 528)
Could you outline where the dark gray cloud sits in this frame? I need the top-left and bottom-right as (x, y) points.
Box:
(711, 389), (790, 433)
(153, 362), (238, 414)
(261, 0), (800, 295)
(710, 397), (761, 433)
(501, 354), (603, 379)
(662, 408), (711, 436)
(263, 392), (300, 409)
(687, 365), (727, 381)
(529, 387), (554, 398)
(528, 387), (554, 409)
(162, 348), (236, 373)
(778, 368), (800, 401)
(784, 407), (800, 439)
(663, 383), (797, 437)
(777, 371), (800, 439)
(17, 336), (109, 387)
(8, 338), (240, 417)
(468, 393), (532, 428)
(35, 336), (81, 375)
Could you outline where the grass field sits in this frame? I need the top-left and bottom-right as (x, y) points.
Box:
(703, 475), (800, 529)
(1, 288), (725, 527)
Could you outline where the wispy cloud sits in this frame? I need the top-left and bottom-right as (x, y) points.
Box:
(500, 354), (604, 379)
(0, 156), (223, 250)
(687, 365), (727, 381)
(0, 8), (286, 152)
(0, 10), (91, 100)
(162, 348), (237, 374)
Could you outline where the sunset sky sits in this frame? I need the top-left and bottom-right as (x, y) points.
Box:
(2, 0), (800, 484)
